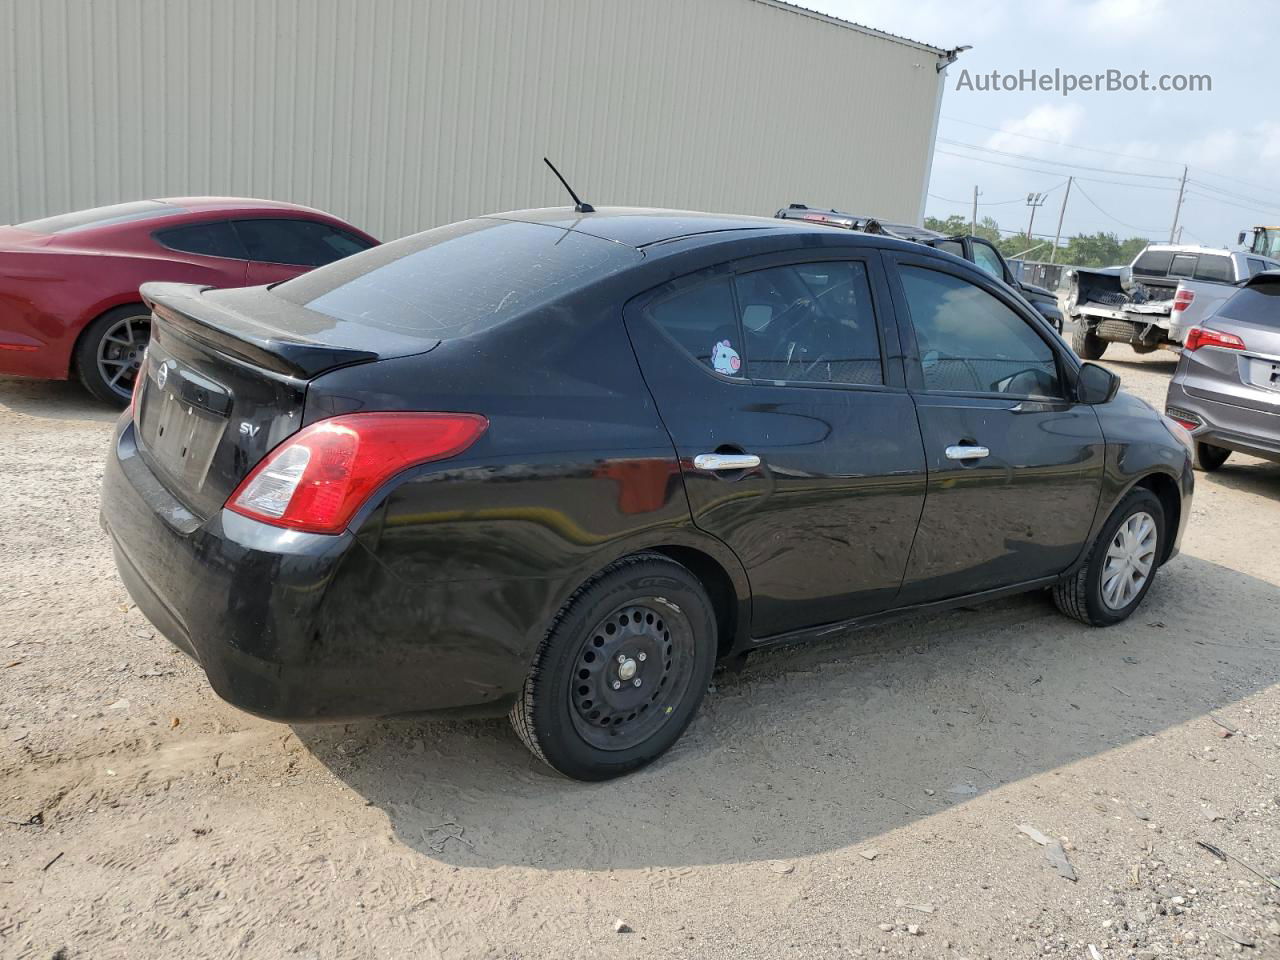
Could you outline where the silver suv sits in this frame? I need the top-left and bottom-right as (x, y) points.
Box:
(1166, 271), (1280, 470)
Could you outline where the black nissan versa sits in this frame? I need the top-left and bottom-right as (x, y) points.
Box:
(101, 207), (1194, 781)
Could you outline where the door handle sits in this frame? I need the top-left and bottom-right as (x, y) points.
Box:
(693, 453), (761, 471)
(944, 444), (990, 461)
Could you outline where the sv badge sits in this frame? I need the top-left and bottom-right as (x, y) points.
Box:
(238, 422), (261, 438)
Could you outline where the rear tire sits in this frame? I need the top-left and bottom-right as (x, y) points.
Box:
(1053, 488), (1165, 627)
(1071, 324), (1107, 360)
(1193, 442), (1230, 472)
(510, 554), (717, 781)
(73, 304), (151, 406)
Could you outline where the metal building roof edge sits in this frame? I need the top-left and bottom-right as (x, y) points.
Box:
(749, 0), (951, 56)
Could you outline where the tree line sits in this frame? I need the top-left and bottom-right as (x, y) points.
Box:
(923, 214), (1150, 267)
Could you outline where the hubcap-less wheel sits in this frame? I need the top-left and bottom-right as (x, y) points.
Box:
(96, 313), (151, 401)
(569, 601), (693, 751)
(1101, 511), (1157, 610)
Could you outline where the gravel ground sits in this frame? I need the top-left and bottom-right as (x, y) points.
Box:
(2, 347), (1278, 960)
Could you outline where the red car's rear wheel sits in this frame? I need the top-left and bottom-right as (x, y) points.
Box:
(74, 305), (151, 406)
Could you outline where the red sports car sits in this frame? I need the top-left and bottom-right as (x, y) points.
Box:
(0, 197), (378, 404)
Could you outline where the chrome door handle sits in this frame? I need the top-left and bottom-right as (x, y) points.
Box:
(693, 453), (761, 471)
(945, 444), (990, 461)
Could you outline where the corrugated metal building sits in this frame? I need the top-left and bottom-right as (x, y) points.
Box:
(0, 0), (949, 240)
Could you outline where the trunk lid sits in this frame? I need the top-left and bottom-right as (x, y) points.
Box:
(135, 282), (439, 519)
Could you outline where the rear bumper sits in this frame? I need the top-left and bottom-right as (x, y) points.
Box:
(101, 416), (526, 721)
(1166, 379), (1280, 463)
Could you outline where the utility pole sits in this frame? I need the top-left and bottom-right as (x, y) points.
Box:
(1169, 165), (1188, 243)
(1050, 177), (1073, 264)
(972, 185), (981, 234)
(1025, 192), (1046, 242)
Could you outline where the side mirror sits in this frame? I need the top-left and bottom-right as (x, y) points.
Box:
(1238, 231), (1248, 245)
(1076, 362), (1120, 404)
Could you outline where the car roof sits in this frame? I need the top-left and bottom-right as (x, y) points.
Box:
(484, 206), (811, 249)
(1140, 243), (1237, 258)
(155, 196), (333, 216)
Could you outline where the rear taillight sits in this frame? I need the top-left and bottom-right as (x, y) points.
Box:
(227, 412), (488, 534)
(1165, 406), (1201, 431)
(1172, 289), (1195, 312)
(1184, 327), (1245, 351)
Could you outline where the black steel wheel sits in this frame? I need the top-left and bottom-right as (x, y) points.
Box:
(73, 304), (151, 406)
(511, 554), (717, 780)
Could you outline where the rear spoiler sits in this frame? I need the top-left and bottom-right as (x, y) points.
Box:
(140, 282), (378, 379)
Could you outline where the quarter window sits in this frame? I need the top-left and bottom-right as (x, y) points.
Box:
(153, 221), (247, 259)
(734, 261), (883, 385)
(233, 218), (372, 267)
(900, 265), (1062, 399)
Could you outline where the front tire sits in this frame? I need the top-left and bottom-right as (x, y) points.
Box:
(510, 554), (717, 781)
(1053, 488), (1165, 627)
(1071, 323), (1107, 360)
(73, 305), (151, 406)
(1193, 442), (1230, 472)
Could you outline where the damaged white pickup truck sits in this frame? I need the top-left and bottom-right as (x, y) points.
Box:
(1062, 244), (1280, 359)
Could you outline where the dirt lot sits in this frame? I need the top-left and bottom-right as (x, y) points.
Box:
(2, 347), (1278, 960)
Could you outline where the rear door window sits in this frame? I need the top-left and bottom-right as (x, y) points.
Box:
(233, 218), (372, 266)
(1247, 258), (1269, 277)
(153, 221), (247, 260)
(734, 261), (883, 385)
(645, 277), (744, 377)
(1193, 255), (1232, 282)
(899, 265), (1062, 399)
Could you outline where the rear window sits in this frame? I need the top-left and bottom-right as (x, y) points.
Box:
(274, 218), (640, 339)
(16, 200), (186, 234)
(1219, 282), (1280, 329)
(1132, 250), (1175, 276)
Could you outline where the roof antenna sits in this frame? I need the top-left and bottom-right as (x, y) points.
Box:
(543, 157), (594, 213)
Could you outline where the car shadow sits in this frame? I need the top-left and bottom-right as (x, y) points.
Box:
(1099, 354), (1179, 375)
(295, 553), (1279, 871)
(1202, 457), (1280, 496)
(0, 376), (120, 423)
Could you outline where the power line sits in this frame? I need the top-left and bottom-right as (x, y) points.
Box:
(928, 191), (1029, 206)
(924, 194), (1154, 240)
(1071, 181), (1164, 235)
(941, 114), (1280, 196)
(940, 115), (1187, 167)
(1184, 191), (1280, 220)
(1187, 178), (1280, 211)
(938, 137), (1183, 181)
(933, 150), (1181, 190)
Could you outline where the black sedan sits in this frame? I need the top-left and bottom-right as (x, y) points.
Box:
(101, 207), (1194, 781)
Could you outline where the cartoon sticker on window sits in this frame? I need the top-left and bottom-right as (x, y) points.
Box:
(711, 339), (741, 376)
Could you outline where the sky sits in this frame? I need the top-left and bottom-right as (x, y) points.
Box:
(803, 0), (1280, 253)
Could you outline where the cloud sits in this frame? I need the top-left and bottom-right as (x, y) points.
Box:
(984, 104), (1086, 155)
(1080, 0), (1167, 30)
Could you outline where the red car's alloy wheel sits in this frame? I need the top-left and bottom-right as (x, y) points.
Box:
(96, 312), (151, 401)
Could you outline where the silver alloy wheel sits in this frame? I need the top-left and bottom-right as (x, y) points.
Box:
(1100, 511), (1158, 610)
(96, 313), (151, 400)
